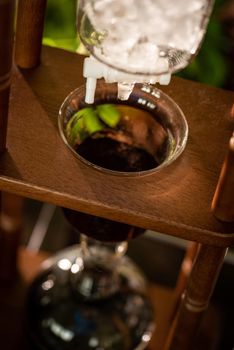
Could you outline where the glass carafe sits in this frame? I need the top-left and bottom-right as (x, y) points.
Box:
(27, 237), (155, 350)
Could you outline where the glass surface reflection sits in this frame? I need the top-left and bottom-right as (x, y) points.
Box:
(58, 81), (188, 176)
(27, 242), (155, 350)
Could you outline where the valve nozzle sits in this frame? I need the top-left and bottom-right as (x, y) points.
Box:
(83, 56), (171, 104)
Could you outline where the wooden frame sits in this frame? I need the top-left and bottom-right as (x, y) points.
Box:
(0, 1), (234, 349)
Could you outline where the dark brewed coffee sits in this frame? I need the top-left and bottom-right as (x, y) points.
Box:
(72, 104), (169, 172)
(63, 209), (144, 242)
(64, 104), (169, 242)
(76, 136), (158, 172)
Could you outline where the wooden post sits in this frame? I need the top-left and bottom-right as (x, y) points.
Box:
(15, 0), (47, 68)
(0, 0), (15, 153)
(0, 1), (23, 285)
(170, 242), (199, 322)
(164, 244), (227, 350)
(0, 193), (24, 282)
(211, 131), (234, 222)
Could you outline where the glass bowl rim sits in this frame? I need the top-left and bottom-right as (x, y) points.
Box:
(58, 84), (188, 177)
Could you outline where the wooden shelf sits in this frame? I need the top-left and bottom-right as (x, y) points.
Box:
(0, 46), (234, 246)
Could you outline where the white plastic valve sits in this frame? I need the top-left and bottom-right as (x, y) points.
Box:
(83, 55), (171, 104)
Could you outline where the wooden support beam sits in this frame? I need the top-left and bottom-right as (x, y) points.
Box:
(212, 131), (234, 222)
(170, 242), (199, 322)
(164, 244), (227, 350)
(0, 192), (24, 283)
(0, 0), (15, 152)
(15, 0), (47, 68)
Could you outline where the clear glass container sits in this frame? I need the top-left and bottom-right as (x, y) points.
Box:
(27, 238), (155, 350)
(77, 0), (214, 76)
(58, 81), (188, 177)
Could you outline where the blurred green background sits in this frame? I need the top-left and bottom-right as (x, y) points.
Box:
(43, 0), (234, 89)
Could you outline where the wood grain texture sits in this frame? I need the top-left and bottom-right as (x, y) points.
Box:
(0, 47), (234, 246)
(15, 0), (47, 68)
(0, 0), (15, 152)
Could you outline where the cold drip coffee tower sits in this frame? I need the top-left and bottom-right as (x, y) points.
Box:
(28, 1), (214, 349)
